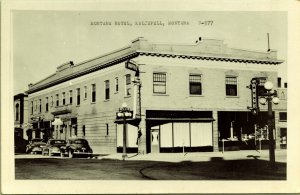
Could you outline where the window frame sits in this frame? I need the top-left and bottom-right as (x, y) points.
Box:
(15, 103), (19, 121)
(39, 99), (42, 113)
(189, 74), (202, 95)
(105, 80), (110, 100)
(56, 94), (59, 107)
(31, 101), (33, 114)
(45, 97), (49, 112)
(69, 90), (73, 105)
(115, 77), (119, 93)
(153, 72), (167, 94)
(76, 88), (81, 105)
(91, 84), (96, 103)
(279, 112), (287, 121)
(125, 74), (131, 97)
(225, 76), (238, 97)
(84, 86), (87, 100)
(62, 92), (66, 105)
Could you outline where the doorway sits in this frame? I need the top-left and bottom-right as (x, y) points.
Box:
(151, 128), (159, 153)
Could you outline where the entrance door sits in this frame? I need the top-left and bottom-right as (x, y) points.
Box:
(151, 128), (160, 153)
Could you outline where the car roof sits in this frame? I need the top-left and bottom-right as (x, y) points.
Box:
(48, 139), (66, 141)
(68, 138), (86, 140)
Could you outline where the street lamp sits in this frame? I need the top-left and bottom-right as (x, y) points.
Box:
(116, 103), (133, 160)
(259, 81), (279, 169)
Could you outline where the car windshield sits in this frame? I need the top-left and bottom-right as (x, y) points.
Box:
(32, 139), (44, 143)
(50, 140), (66, 145)
(73, 139), (88, 144)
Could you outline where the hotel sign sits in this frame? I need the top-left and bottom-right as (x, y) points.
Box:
(125, 60), (139, 72)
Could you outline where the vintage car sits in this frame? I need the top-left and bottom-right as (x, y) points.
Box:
(25, 138), (46, 154)
(42, 139), (67, 156)
(60, 138), (93, 158)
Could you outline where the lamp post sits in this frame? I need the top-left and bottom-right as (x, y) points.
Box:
(258, 81), (280, 169)
(116, 103), (133, 160)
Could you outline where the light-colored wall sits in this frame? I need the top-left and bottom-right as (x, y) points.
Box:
(28, 61), (136, 153)
(27, 55), (283, 153)
(137, 56), (278, 111)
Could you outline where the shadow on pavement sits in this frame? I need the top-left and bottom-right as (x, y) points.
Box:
(15, 157), (286, 180)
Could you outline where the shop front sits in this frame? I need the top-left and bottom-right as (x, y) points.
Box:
(217, 111), (275, 151)
(145, 110), (215, 153)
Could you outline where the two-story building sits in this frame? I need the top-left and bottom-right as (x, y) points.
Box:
(25, 37), (285, 154)
(14, 93), (29, 140)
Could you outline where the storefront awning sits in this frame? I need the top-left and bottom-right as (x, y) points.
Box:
(114, 118), (141, 126)
(146, 118), (215, 121)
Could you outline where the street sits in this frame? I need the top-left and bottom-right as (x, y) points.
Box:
(15, 150), (286, 180)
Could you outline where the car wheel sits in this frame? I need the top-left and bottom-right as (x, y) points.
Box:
(68, 150), (74, 158)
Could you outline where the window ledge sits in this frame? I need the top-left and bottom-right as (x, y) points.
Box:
(104, 99), (110, 102)
(76, 105), (81, 107)
(124, 95), (132, 98)
(153, 93), (169, 96)
(189, 94), (204, 97)
(91, 102), (96, 104)
(114, 92), (119, 94)
(225, 96), (240, 98)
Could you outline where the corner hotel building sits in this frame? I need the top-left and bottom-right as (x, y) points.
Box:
(26, 37), (286, 154)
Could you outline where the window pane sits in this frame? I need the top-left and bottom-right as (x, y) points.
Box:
(189, 74), (202, 95)
(92, 84), (96, 102)
(153, 73), (166, 94)
(226, 77), (237, 96)
(105, 80), (110, 100)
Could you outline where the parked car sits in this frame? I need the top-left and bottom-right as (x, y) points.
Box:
(60, 138), (93, 158)
(26, 138), (46, 154)
(42, 139), (67, 156)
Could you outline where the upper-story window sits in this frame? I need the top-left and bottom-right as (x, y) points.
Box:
(256, 77), (267, 97)
(125, 74), (131, 96)
(189, 74), (202, 95)
(31, 101), (33, 114)
(39, 99), (42, 113)
(45, 97), (49, 112)
(62, 92), (66, 105)
(279, 112), (287, 121)
(105, 80), (110, 100)
(51, 96), (53, 107)
(84, 86), (87, 99)
(15, 103), (19, 121)
(91, 84), (96, 102)
(69, 90), (73, 105)
(115, 77), (119, 93)
(225, 76), (237, 96)
(56, 94), (59, 107)
(153, 72), (166, 94)
(77, 88), (81, 105)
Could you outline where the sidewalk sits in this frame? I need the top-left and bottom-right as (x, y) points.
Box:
(96, 149), (287, 163)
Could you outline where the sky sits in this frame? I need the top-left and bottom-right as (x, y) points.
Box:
(13, 11), (287, 95)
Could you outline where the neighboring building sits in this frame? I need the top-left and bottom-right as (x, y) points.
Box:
(14, 93), (29, 140)
(275, 78), (288, 149)
(25, 37), (285, 154)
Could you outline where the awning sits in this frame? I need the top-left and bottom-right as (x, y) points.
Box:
(146, 118), (215, 122)
(114, 118), (141, 126)
(52, 118), (63, 126)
